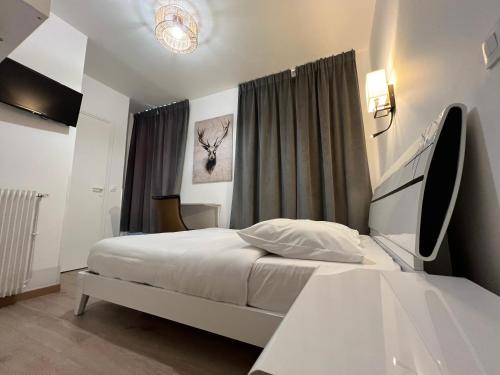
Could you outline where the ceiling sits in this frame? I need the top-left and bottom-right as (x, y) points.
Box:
(52, 0), (376, 111)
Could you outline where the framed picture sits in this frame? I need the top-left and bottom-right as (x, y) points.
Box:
(193, 114), (233, 184)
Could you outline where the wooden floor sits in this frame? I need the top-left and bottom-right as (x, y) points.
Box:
(0, 271), (261, 374)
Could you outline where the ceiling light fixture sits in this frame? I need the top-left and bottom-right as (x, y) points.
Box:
(155, 1), (198, 54)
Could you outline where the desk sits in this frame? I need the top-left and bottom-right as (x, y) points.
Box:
(250, 269), (500, 375)
(181, 203), (221, 229)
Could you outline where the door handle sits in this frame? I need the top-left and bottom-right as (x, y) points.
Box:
(91, 187), (104, 193)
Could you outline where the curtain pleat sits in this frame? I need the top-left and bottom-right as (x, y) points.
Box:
(231, 51), (371, 233)
(120, 100), (189, 233)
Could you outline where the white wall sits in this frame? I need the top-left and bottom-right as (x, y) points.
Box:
(24, 0), (51, 17)
(356, 49), (381, 186)
(9, 14), (86, 93)
(369, 0), (500, 294)
(180, 88), (238, 228)
(78, 75), (130, 238)
(0, 14), (87, 290)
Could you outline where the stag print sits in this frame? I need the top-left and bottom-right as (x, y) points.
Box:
(193, 114), (233, 184)
(197, 119), (230, 174)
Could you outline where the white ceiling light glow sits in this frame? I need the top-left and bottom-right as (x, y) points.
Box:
(155, 1), (198, 54)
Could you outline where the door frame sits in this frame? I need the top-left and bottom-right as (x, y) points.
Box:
(59, 111), (116, 271)
(80, 111), (116, 240)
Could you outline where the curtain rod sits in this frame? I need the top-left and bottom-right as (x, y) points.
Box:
(240, 49), (355, 85)
(135, 99), (186, 116)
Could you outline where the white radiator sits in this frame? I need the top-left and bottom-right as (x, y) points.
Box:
(0, 189), (45, 298)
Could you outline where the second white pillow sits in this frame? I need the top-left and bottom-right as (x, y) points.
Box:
(238, 219), (364, 263)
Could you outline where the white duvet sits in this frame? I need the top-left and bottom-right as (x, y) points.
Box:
(87, 228), (267, 306)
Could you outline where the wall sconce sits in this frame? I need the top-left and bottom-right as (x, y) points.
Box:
(366, 69), (396, 138)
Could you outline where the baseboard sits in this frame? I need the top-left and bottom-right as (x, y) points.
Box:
(24, 266), (60, 292)
(0, 284), (61, 308)
(0, 296), (16, 308)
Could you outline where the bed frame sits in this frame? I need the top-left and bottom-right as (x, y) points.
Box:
(74, 104), (466, 348)
(369, 104), (466, 271)
(74, 271), (283, 347)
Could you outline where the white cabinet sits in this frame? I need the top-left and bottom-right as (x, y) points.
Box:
(251, 269), (500, 375)
(0, 0), (50, 61)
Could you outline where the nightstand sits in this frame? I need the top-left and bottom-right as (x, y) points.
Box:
(250, 269), (500, 375)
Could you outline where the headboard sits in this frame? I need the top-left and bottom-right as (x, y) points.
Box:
(369, 104), (467, 271)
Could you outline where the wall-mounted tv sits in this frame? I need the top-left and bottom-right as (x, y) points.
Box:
(0, 58), (83, 127)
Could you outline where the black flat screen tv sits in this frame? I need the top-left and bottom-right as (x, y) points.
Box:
(0, 58), (83, 127)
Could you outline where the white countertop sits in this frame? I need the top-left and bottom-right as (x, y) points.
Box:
(250, 269), (500, 375)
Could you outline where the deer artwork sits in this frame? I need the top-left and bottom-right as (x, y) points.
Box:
(197, 119), (231, 174)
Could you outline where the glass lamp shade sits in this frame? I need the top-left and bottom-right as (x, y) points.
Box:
(366, 69), (389, 113)
(155, 3), (198, 54)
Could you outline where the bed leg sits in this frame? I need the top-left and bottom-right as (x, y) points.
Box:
(75, 294), (89, 316)
(74, 272), (89, 316)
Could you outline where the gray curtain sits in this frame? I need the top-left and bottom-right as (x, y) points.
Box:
(230, 51), (372, 233)
(120, 100), (189, 233)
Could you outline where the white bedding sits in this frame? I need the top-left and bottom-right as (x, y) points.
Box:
(248, 235), (399, 313)
(88, 230), (398, 314)
(87, 228), (266, 306)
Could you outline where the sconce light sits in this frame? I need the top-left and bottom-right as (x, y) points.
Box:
(366, 69), (396, 138)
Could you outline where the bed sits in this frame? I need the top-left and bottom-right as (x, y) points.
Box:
(74, 104), (466, 348)
(86, 229), (399, 313)
(77, 228), (398, 346)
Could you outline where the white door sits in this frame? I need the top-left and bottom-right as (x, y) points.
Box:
(60, 113), (113, 271)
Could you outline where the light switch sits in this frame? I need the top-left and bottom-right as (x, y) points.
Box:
(484, 32), (498, 57)
(483, 19), (500, 69)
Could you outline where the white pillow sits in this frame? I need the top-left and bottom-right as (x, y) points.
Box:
(238, 219), (363, 263)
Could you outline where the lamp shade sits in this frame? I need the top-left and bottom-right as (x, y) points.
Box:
(366, 70), (389, 113)
(155, 1), (198, 54)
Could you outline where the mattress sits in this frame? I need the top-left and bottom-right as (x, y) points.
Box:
(88, 230), (398, 314)
(87, 229), (266, 306)
(247, 235), (400, 313)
